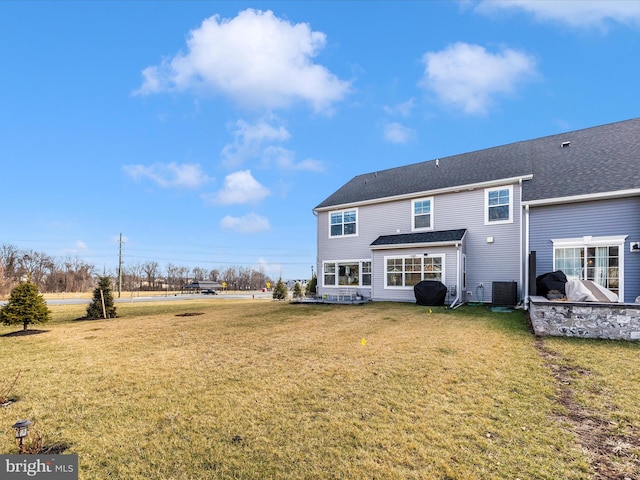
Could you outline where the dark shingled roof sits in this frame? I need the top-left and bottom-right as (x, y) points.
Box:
(522, 117), (640, 202)
(315, 118), (640, 209)
(370, 229), (467, 248)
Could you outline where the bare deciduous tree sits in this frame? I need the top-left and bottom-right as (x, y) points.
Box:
(208, 269), (220, 282)
(142, 261), (159, 290)
(165, 263), (181, 291)
(0, 244), (19, 282)
(191, 267), (206, 282)
(18, 250), (54, 288)
(0, 244), (275, 295)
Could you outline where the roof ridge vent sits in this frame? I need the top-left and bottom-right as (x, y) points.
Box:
(561, 141), (571, 148)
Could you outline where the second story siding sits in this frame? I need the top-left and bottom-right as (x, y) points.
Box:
(316, 181), (523, 301)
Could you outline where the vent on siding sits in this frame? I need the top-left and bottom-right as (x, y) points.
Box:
(492, 282), (517, 306)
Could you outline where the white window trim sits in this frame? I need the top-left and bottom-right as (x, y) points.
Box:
(383, 254), (445, 289)
(551, 235), (627, 247)
(551, 235), (626, 301)
(411, 197), (434, 232)
(328, 208), (359, 238)
(484, 185), (513, 225)
(322, 259), (372, 288)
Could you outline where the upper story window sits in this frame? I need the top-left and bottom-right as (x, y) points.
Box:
(330, 208), (357, 237)
(412, 197), (433, 231)
(485, 185), (513, 225)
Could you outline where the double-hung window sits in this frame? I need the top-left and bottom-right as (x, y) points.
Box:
(385, 255), (444, 288)
(323, 263), (336, 287)
(361, 261), (372, 286)
(485, 186), (513, 224)
(553, 236), (625, 299)
(330, 209), (357, 237)
(412, 197), (433, 231)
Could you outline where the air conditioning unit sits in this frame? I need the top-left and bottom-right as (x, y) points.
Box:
(492, 281), (517, 306)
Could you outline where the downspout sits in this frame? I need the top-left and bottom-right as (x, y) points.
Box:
(449, 242), (463, 309)
(313, 209), (319, 298)
(519, 178), (524, 308)
(524, 204), (530, 310)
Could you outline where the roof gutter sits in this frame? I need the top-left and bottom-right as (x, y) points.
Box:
(370, 240), (462, 250)
(522, 188), (640, 207)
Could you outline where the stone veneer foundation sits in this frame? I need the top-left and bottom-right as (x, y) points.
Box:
(529, 296), (640, 341)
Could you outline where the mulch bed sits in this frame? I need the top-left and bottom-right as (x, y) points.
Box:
(1, 329), (49, 337)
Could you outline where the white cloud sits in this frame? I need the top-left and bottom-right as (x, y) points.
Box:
(383, 98), (415, 117)
(220, 213), (271, 233)
(257, 257), (283, 280)
(63, 240), (89, 255)
(233, 118), (291, 144)
(134, 9), (351, 112)
(475, 0), (640, 29)
(123, 162), (211, 188)
(384, 122), (416, 144)
(263, 146), (325, 172)
(221, 118), (290, 168)
(294, 158), (325, 172)
(420, 42), (537, 114)
(207, 170), (270, 205)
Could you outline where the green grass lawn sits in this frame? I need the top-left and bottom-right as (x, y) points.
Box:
(1, 300), (638, 479)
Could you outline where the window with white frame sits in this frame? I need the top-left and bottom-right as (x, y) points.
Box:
(485, 186), (513, 224)
(323, 260), (372, 287)
(329, 209), (357, 237)
(412, 197), (433, 231)
(385, 255), (444, 288)
(361, 261), (372, 286)
(553, 236), (625, 299)
(323, 263), (336, 286)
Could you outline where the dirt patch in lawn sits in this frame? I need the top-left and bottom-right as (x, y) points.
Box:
(535, 338), (640, 479)
(175, 312), (204, 317)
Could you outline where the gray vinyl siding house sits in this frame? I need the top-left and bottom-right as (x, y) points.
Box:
(522, 119), (640, 303)
(314, 140), (532, 304)
(315, 117), (640, 305)
(527, 199), (640, 303)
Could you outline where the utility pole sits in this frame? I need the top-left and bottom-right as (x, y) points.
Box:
(117, 233), (123, 298)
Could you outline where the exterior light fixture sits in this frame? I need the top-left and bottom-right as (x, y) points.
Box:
(12, 420), (31, 453)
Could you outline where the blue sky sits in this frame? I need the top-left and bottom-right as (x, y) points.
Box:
(1, 1), (639, 281)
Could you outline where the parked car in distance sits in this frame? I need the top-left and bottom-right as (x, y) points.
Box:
(202, 289), (217, 295)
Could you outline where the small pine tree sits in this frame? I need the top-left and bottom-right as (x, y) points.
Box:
(86, 276), (117, 319)
(305, 274), (317, 297)
(0, 281), (51, 331)
(292, 281), (303, 299)
(272, 278), (288, 301)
